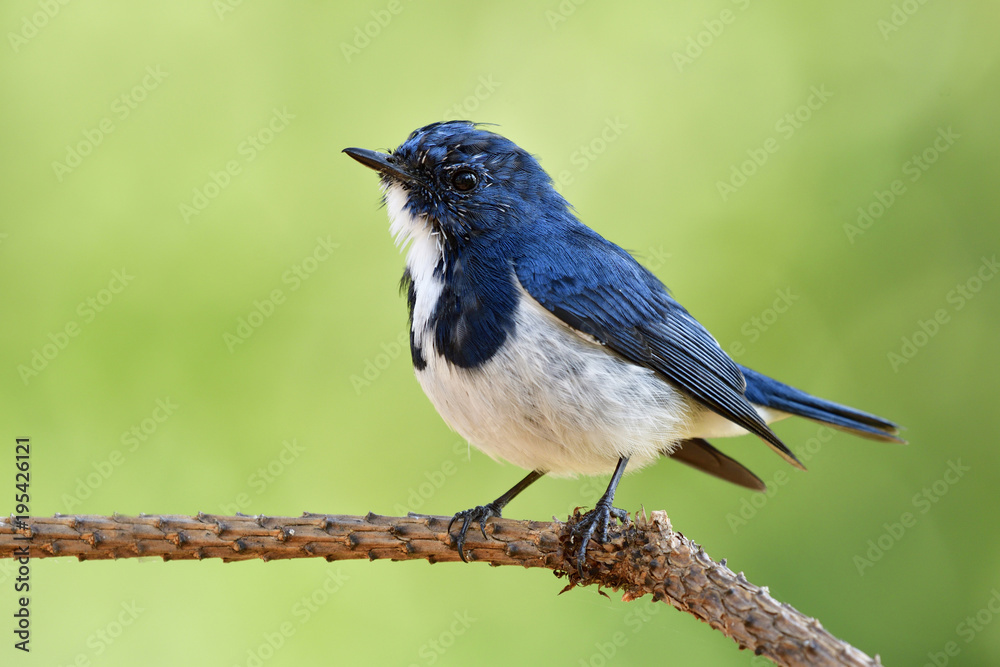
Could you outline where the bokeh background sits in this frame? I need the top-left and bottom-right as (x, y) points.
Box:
(3, 1), (999, 665)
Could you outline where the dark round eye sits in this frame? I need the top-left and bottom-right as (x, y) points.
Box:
(451, 169), (479, 192)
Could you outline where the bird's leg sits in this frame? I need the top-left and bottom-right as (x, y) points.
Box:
(570, 456), (630, 577)
(449, 470), (545, 562)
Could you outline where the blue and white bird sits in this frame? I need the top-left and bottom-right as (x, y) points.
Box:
(344, 121), (903, 573)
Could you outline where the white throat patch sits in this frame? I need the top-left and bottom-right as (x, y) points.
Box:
(383, 183), (445, 336)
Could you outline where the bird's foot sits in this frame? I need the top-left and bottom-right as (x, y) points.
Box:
(569, 502), (630, 577)
(448, 502), (503, 562)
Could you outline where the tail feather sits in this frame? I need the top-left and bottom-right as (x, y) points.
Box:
(739, 365), (906, 444)
(666, 438), (766, 491)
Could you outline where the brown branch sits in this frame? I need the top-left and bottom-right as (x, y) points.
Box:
(0, 511), (879, 667)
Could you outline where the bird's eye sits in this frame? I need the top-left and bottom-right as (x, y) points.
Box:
(451, 169), (479, 192)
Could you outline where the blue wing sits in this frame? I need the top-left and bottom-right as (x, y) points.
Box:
(513, 221), (804, 469)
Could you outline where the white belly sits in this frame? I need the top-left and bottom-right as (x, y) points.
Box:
(414, 293), (695, 476)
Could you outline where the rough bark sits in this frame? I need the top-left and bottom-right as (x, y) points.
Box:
(0, 510), (880, 667)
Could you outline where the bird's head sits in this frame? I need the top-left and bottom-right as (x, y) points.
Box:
(344, 121), (567, 248)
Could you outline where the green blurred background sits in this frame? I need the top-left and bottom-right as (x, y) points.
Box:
(3, 1), (999, 665)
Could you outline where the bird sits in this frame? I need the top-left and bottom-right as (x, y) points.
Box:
(343, 121), (904, 574)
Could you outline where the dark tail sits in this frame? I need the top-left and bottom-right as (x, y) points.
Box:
(667, 438), (766, 491)
(739, 365), (906, 444)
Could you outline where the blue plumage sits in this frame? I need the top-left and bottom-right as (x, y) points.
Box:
(344, 121), (904, 572)
(739, 365), (902, 442)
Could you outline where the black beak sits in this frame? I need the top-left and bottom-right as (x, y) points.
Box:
(342, 147), (420, 185)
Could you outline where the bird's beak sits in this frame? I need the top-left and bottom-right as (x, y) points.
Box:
(342, 147), (421, 185)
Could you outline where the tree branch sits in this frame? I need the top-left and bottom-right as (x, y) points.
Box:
(0, 510), (879, 667)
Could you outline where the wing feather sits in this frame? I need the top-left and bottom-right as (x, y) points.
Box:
(514, 224), (804, 469)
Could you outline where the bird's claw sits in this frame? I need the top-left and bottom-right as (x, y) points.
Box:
(448, 503), (502, 562)
(569, 502), (629, 577)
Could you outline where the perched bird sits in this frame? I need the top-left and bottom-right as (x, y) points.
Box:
(344, 121), (903, 573)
